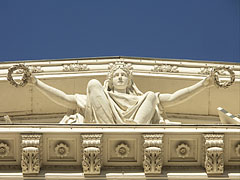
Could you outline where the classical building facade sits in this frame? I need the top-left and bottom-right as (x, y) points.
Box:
(0, 56), (239, 179)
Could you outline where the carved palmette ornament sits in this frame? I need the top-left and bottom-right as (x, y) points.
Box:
(203, 134), (224, 174)
(142, 134), (164, 174)
(21, 134), (42, 174)
(7, 64), (31, 87)
(22, 147), (40, 174)
(0, 142), (10, 158)
(81, 134), (102, 175)
(82, 147), (101, 174)
(212, 66), (235, 88)
(143, 147), (162, 174)
(205, 147), (224, 174)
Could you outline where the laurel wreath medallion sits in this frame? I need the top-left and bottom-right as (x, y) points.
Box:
(212, 67), (235, 88)
(7, 64), (31, 87)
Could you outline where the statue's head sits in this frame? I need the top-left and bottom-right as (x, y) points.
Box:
(107, 62), (133, 92)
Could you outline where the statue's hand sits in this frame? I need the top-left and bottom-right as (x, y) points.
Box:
(202, 73), (215, 87)
(28, 74), (37, 85)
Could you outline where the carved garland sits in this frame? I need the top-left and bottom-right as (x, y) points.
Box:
(7, 64), (31, 87)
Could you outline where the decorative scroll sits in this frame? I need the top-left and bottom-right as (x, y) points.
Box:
(63, 64), (89, 72)
(0, 142), (10, 158)
(21, 134), (42, 174)
(203, 134), (224, 174)
(142, 134), (164, 174)
(152, 64), (179, 73)
(7, 64), (31, 87)
(115, 143), (130, 158)
(81, 134), (102, 175)
(176, 143), (190, 158)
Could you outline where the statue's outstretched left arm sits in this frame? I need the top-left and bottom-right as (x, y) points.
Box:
(159, 74), (215, 108)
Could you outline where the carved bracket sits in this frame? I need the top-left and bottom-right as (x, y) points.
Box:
(142, 134), (164, 174)
(203, 134), (224, 174)
(81, 134), (102, 175)
(21, 134), (42, 174)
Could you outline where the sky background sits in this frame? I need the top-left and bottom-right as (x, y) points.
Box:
(0, 0), (239, 63)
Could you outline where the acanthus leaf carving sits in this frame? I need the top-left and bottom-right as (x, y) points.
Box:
(81, 134), (102, 175)
(21, 134), (42, 174)
(142, 134), (164, 174)
(203, 134), (224, 174)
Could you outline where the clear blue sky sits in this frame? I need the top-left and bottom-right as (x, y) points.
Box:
(0, 0), (239, 62)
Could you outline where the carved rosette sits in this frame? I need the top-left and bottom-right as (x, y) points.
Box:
(235, 144), (240, 157)
(81, 134), (102, 175)
(0, 142), (10, 158)
(203, 134), (224, 174)
(176, 143), (190, 158)
(142, 134), (164, 174)
(115, 143), (130, 158)
(54, 143), (69, 158)
(21, 134), (42, 174)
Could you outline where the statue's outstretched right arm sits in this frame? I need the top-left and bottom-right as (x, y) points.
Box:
(29, 75), (77, 109)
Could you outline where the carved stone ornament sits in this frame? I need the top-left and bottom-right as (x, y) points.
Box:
(152, 64), (179, 73)
(143, 147), (162, 174)
(235, 144), (240, 157)
(82, 147), (101, 174)
(81, 134), (102, 175)
(63, 64), (89, 72)
(108, 62), (133, 71)
(54, 143), (69, 158)
(203, 134), (224, 174)
(0, 142), (10, 158)
(21, 134), (42, 174)
(115, 143), (130, 158)
(142, 134), (164, 174)
(7, 64), (31, 87)
(205, 147), (224, 174)
(176, 143), (190, 158)
(199, 66), (212, 75)
(22, 147), (40, 174)
(213, 66), (235, 88)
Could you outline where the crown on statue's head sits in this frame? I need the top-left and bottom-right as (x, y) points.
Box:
(107, 61), (133, 80)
